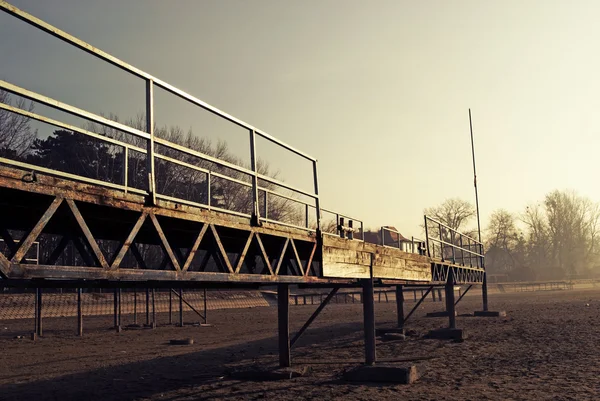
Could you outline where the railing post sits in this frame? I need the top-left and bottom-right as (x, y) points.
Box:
(424, 216), (431, 257)
(145, 79), (156, 205)
(439, 223), (444, 262)
(380, 227), (385, 246)
(450, 231), (456, 264)
(249, 129), (260, 226)
(339, 217), (345, 239)
(123, 146), (129, 193)
(305, 203), (309, 228)
(348, 220), (354, 240)
(312, 160), (321, 235)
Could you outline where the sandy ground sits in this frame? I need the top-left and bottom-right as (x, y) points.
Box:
(0, 289), (599, 400)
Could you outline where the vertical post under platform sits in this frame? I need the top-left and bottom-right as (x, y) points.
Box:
(482, 272), (489, 312)
(151, 288), (156, 328)
(77, 288), (83, 337)
(395, 285), (404, 328)
(145, 288), (150, 326)
(362, 279), (376, 366)
(446, 269), (456, 329)
(277, 284), (291, 368)
(35, 288), (42, 337)
(169, 289), (173, 325)
(133, 289), (138, 325)
(203, 288), (208, 324)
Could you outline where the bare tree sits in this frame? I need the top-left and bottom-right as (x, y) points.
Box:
(485, 209), (519, 273)
(0, 90), (37, 158)
(424, 198), (476, 233)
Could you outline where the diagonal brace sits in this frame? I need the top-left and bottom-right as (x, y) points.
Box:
(67, 199), (109, 268)
(291, 287), (339, 348)
(403, 286), (433, 325)
(454, 284), (472, 306)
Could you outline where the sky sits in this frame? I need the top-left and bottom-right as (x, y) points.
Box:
(1, 0), (600, 237)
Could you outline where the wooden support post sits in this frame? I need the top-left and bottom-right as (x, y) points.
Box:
(278, 284), (291, 368)
(446, 269), (456, 329)
(482, 272), (489, 312)
(151, 288), (156, 328)
(179, 288), (183, 327)
(145, 288), (150, 325)
(77, 288), (83, 336)
(396, 285), (405, 328)
(432, 289), (437, 302)
(362, 278), (376, 366)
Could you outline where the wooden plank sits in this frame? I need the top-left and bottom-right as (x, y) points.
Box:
(234, 232), (254, 274)
(11, 197), (63, 263)
(289, 239), (305, 276)
(209, 224), (233, 273)
(255, 233), (275, 276)
(110, 212), (147, 269)
(322, 263), (370, 279)
(181, 224), (208, 272)
(274, 238), (290, 275)
(149, 213), (181, 271)
(66, 199), (109, 269)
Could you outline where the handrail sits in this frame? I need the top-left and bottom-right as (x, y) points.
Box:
(424, 215), (485, 268)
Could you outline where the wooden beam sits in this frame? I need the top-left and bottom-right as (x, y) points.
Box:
(181, 224), (208, 272)
(254, 233), (275, 276)
(111, 212), (147, 269)
(66, 199), (109, 269)
(11, 197), (63, 263)
(289, 239), (305, 276)
(275, 238), (290, 276)
(234, 232), (254, 274)
(209, 224), (233, 273)
(149, 213), (180, 271)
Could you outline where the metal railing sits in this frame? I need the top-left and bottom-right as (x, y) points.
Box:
(320, 208), (364, 241)
(424, 216), (484, 268)
(0, 1), (332, 233)
(379, 226), (425, 255)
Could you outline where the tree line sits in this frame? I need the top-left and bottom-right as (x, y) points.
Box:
(424, 196), (600, 280)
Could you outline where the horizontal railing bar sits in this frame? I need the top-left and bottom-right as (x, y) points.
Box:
(211, 171), (252, 188)
(427, 237), (484, 257)
(0, 157), (147, 195)
(154, 153), (210, 175)
(425, 215), (481, 244)
(259, 217), (317, 232)
(155, 193), (252, 218)
(0, 102), (147, 154)
(256, 173), (317, 199)
(260, 187), (314, 206)
(0, 80), (151, 140)
(320, 208), (362, 222)
(0, 1), (317, 163)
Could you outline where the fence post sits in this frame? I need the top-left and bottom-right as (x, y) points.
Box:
(146, 79), (156, 205)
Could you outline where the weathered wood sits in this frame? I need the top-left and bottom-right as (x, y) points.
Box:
(11, 197), (63, 263)
(234, 232), (254, 274)
(111, 212), (147, 269)
(254, 233), (275, 275)
(209, 224), (233, 273)
(0, 251), (10, 278)
(181, 224), (208, 272)
(149, 213), (180, 271)
(66, 199), (109, 269)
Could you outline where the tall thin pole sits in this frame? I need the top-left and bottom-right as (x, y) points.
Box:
(469, 109), (488, 311)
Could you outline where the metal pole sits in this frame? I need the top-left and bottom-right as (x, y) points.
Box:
(146, 79), (156, 205)
(249, 130), (260, 226)
(77, 288), (83, 336)
(118, 288), (122, 328)
(113, 289), (118, 329)
(446, 269), (456, 329)
(396, 285), (405, 328)
(278, 284), (291, 368)
(133, 289), (138, 325)
(312, 160), (321, 234)
(362, 278), (376, 366)
(469, 108), (488, 311)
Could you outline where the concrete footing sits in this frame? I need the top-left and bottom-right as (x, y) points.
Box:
(343, 364), (418, 384)
(474, 310), (506, 317)
(426, 311), (457, 318)
(426, 328), (465, 341)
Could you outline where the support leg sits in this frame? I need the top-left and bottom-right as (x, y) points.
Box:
(278, 284), (291, 368)
(77, 288), (83, 337)
(169, 289), (172, 325)
(151, 288), (156, 328)
(133, 289), (138, 325)
(362, 279), (376, 366)
(396, 285), (405, 328)
(203, 288), (208, 324)
(481, 272), (489, 311)
(446, 270), (456, 329)
(118, 288), (122, 328)
(145, 288), (150, 326)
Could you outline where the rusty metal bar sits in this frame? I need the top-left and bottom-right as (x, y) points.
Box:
(290, 287), (339, 348)
(403, 286), (433, 325)
(170, 288), (205, 322)
(278, 284), (291, 368)
(455, 284), (472, 306)
(66, 199), (109, 269)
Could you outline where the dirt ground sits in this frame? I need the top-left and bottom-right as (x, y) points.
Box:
(1, 289), (599, 401)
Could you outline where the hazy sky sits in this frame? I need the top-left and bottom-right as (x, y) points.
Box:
(2, 0), (600, 237)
